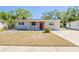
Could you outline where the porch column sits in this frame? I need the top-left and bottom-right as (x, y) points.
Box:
(37, 22), (39, 30)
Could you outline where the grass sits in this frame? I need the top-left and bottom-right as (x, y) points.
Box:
(0, 29), (4, 32)
(0, 31), (76, 46)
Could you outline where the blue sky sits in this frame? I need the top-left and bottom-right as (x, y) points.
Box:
(0, 6), (78, 19)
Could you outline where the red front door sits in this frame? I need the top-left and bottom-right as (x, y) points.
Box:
(39, 22), (44, 30)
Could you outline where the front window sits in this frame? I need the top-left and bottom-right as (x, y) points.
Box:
(31, 22), (36, 26)
(49, 22), (54, 25)
(18, 22), (24, 25)
(22, 22), (24, 25)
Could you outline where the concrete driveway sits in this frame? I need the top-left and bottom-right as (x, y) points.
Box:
(52, 30), (79, 46)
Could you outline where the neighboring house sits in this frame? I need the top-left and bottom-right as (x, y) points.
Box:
(66, 20), (79, 30)
(0, 20), (7, 30)
(15, 19), (60, 30)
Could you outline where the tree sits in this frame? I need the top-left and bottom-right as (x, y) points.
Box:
(41, 12), (52, 19)
(7, 11), (15, 29)
(41, 9), (61, 20)
(51, 9), (61, 19)
(60, 7), (79, 28)
(66, 7), (79, 21)
(60, 11), (68, 28)
(15, 8), (32, 19)
(7, 18), (15, 29)
(0, 8), (32, 29)
(42, 7), (79, 28)
(0, 12), (8, 20)
(0, 11), (15, 29)
(9, 10), (16, 19)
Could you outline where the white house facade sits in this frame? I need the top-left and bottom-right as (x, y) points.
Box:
(66, 21), (79, 30)
(15, 19), (60, 30)
(0, 20), (7, 30)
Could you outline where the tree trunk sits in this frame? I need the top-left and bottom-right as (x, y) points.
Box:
(63, 21), (66, 28)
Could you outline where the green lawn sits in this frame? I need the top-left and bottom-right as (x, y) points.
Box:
(0, 31), (76, 46)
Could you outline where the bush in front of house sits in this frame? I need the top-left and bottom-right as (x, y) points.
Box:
(44, 28), (51, 33)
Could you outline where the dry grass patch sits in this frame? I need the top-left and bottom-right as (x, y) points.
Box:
(0, 31), (76, 46)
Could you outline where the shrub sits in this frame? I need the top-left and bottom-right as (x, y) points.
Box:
(44, 28), (51, 33)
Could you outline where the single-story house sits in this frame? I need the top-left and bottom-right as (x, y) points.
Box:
(66, 20), (79, 30)
(15, 19), (60, 30)
(0, 20), (7, 30)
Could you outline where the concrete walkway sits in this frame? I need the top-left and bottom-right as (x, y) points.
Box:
(0, 46), (79, 52)
(52, 30), (79, 46)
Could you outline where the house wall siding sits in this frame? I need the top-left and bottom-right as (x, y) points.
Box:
(46, 20), (60, 30)
(0, 22), (7, 29)
(66, 21), (79, 30)
(15, 21), (27, 29)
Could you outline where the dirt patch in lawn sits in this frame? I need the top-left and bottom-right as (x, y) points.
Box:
(0, 31), (76, 46)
